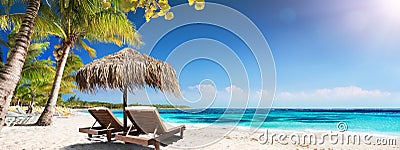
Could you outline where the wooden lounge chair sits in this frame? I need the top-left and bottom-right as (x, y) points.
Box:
(5, 112), (36, 126)
(79, 107), (130, 141)
(115, 106), (185, 150)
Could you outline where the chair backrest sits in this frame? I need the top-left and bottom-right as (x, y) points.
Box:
(125, 106), (167, 134)
(88, 107), (123, 131)
(7, 112), (23, 116)
(16, 106), (26, 114)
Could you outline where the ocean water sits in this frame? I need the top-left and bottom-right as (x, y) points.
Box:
(108, 108), (400, 135)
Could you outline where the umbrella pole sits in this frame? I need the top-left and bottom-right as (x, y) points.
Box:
(123, 87), (127, 132)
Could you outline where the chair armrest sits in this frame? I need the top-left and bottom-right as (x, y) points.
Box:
(166, 125), (185, 133)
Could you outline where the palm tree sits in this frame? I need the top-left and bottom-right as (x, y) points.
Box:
(37, 0), (195, 125)
(0, 0), (203, 128)
(52, 55), (84, 108)
(8, 40), (82, 113)
(37, 0), (202, 125)
(0, 49), (3, 69)
(35, 0), (142, 126)
(17, 42), (54, 113)
(1, 29), (54, 112)
(0, 0), (41, 131)
(0, 38), (5, 70)
(41, 55), (84, 104)
(58, 55), (83, 94)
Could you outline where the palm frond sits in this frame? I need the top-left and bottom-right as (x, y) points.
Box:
(14, 85), (31, 101)
(21, 59), (55, 82)
(0, 48), (3, 69)
(20, 41), (55, 88)
(77, 39), (96, 58)
(64, 0), (101, 15)
(25, 42), (50, 62)
(57, 0), (101, 34)
(0, 14), (65, 40)
(0, 39), (7, 67)
(0, 0), (15, 14)
(0, 39), (9, 47)
(59, 80), (77, 94)
(81, 11), (143, 48)
(39, 0), (59, 22)
(47, 55), (84, 95)
(64, 55), (84, 76)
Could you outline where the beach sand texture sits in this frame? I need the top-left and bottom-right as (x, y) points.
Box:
(1, 113), (399, 150)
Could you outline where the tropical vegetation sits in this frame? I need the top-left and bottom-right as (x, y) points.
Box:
(60, 95), (189, 109)
(0, 0), (205, 131)
(0, 0), (41, 131)
(0, 27), (83, 113)
(0, 48), (3, 69)
(35, 0), (144, 126)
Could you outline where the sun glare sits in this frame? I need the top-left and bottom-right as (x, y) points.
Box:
(375, 0), (400, 22)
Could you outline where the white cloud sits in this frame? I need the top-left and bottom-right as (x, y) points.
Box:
(188, 84), (217, 94)
(188, 84), (245, 96)
(273, 86), (400, 108)
(255, 89), (274, 99)
(225, 85), (244, 94)
(331, 86), (390, 97)
(186, 84), (217, 106)
(279, 86), (391, 100)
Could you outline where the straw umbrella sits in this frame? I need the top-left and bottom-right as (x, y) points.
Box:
(76, 48), (180, 131)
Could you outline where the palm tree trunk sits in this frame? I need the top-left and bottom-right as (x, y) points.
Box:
(36, 42), (72, 126)
(27, 91), (35, 114)
(0, 0), (40, 131)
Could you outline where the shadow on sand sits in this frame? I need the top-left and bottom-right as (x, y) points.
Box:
(61, 135), (182, 150)
(61, 142), (153, 150)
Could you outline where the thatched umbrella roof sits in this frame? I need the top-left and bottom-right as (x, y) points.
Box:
(76, 48), (180, 96)
(75, 48), (181, 131)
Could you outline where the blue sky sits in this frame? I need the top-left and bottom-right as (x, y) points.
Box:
(1, 0), (400, 108)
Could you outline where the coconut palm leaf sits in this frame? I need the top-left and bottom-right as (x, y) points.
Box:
(38, 0), (58, 21)
(20, 42), (55, 81)
(12, 40), (55, 107)
(80, 11), (143, 47)
(64, 55), (84, 75)
(57, 0), (101, 17)
(61, 55), (83, 94)
(38, 0), (144, 125)
(25, 42), (50, 61)
(0, 39), (8, 47)
(77, 39), (96, 58)
(42, 55), (83, 94)
(0, 0), (14, 14)
(0, 48), (3, 69)
(2, 38), (55, 83)
(0, 13), (65, 41)
(13, 85), (31, 104)
(21, 59), (54, 80)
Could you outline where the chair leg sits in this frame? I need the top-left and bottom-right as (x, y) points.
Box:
(106, 130), (112, 142)
(180, 128), (184, 138)
(154, 141), (160, 150)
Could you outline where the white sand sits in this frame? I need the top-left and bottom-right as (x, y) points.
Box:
(1, 113), (399, 150)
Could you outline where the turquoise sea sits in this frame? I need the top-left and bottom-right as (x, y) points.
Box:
(107, 108), (400, 135)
